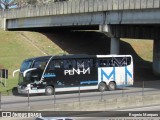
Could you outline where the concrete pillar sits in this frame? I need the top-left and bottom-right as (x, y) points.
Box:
(3, 18), (7, 31)
(99, 24), (113, 38)
(110, 37), (120, 54)
(153, 39), (160, 75)
(0, 18), (2, 28)
(0, 18), (7, 30)
(99, 24), (120, 54)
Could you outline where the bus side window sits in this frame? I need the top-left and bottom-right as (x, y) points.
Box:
(33, 60), (47, 70)
(64, 59), (76, 69)
(127, 57), (131, 65)
(54, 61), (60, 68)
(96, 58), (113, 67)
(89, 59), (93, 68)
(99, 59), (107, 67)
(108, 59), (113, 67)
(54, 60), (63, 69)
(84, 59), (90, 68)
(94, 59), (99, 67)
(112, 57), (131, 67)
(76, 59), (92, 69)
(64, 60), (69, 69)
(77, 59), (84, 69)
(47, 60), (54, 70)
(72, 59), (76, 68)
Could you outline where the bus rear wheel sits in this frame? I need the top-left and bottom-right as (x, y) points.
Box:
(98, 82), (107, 92)
(45, 86), (54, 95)
(108, 82), (116, 91)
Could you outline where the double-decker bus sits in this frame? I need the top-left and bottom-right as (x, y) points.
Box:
(13, 54), (134, 95)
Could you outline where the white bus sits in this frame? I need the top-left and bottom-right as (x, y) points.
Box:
(13, 54), (134, 95)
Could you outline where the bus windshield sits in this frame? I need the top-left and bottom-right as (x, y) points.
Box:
(18, 60), (33, 85)
(19, 59), (48, 85)
(20, 60), (33, 71)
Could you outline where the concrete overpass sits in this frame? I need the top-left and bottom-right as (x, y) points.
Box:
(1, 0), (160, 75)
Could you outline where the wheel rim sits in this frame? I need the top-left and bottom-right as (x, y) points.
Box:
(110, 83), (115, 90)
(100, 85), (105, 91)
(46, 87), (53, 94)
(99, 83), (106, 91)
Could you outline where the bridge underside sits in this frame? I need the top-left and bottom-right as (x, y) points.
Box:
(8, 25), (99, 32)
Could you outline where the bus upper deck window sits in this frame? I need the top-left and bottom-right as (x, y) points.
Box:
(55, 63), (60, 68)
(54, 60), (63, 68)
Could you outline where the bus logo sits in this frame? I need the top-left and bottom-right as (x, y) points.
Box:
(64, 68), (90, 75)
(64, 62), (91, 75)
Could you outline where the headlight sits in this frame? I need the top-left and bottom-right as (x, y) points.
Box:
(27, 84), (31, 87)
(25, 84), (31, 90)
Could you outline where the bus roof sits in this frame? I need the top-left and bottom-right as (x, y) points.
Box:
(97, 54), (132, 58)
(24, 56), (52, 62)
(23, 54), (132, 61)
(51, 54), (95, 59)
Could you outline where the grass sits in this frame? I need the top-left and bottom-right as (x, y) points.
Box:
(0, 29), (153, 95)
(0, 29), (65, 95)
(121, 38), (153, 62)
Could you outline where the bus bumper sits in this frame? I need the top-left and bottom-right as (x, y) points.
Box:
(18, 86), (45, 94)
(17, 86), (29, 94)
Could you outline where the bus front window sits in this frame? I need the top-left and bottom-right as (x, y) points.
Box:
(19, 60), (33, 85)
(20, 60), (33, 71)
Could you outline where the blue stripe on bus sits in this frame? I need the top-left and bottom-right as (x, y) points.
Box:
(80, 80), (98, 85)
(125, 66), (132, 85)
(101, 67), (115, 81)
(117, 84), (132, 88)
(43, 74), (56, 78)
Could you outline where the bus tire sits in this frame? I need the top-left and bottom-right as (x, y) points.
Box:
(108, 82), (116, 91)
(98, 82), (107, 92)
(45, 86), (54, 95)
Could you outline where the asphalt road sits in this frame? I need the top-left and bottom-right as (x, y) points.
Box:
(1, 81), (160, 111)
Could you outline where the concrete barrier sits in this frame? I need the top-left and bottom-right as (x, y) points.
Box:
(1, 0), (160, 19)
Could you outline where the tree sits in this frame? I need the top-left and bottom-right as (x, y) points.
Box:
(13, 0), (52, 8)
(0, 0), (40, 9)
(0, 0), (69, 9)
(0, 0), (18, 9)
(0, 5), (3, 9)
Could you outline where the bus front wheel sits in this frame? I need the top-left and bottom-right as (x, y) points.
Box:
(108, 82), (116, 91)
(45, 86), (54, 95)
(98, 82), (107, 92)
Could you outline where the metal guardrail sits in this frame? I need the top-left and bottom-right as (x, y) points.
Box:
(0, 0), (160, 19)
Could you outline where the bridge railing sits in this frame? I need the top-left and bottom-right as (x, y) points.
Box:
(0, 0), (160, 19)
